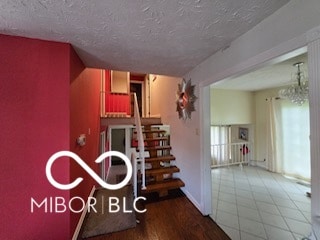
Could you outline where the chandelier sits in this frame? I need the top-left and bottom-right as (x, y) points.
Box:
(279, 62), (308, 106)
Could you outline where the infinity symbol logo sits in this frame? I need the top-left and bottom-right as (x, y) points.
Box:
(46, 151), (132, 190)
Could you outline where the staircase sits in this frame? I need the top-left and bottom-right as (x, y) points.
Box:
(136, 125), (185, 197)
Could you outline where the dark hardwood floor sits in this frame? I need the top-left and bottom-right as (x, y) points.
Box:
(84, 191), (230, 240)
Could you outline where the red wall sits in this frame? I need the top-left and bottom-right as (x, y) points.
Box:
(105, 70), (131, 115)
(0, 35), (70, 239)
(69, 49), (101, 236)
(0, 34), (102, 239)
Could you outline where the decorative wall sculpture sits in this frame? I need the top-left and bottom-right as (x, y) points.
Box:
(176, 78), (197, 120)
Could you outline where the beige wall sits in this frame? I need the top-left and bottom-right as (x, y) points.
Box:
(211, 87), (288, 163)
(150, 75), (182, 121)
(210, 88), (254, 125)
(210, 88), (255, 160)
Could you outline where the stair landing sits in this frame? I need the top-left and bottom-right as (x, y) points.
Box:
(101, 117), (162, 126)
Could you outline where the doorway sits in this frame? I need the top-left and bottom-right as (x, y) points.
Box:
(209, 52), (311, 239)
(130, 81), (144, 117)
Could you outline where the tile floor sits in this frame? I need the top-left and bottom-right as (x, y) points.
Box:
(211, 165), (311, 240)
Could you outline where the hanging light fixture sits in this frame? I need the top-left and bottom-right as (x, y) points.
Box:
(279, 62), (308, 106)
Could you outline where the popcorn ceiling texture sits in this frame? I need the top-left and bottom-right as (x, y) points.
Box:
(0, 0), (289, 76)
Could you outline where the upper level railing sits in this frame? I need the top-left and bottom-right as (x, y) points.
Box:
(211, 142), (252, 168)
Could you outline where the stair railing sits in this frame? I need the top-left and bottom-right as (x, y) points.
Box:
(133, 93), (146, 197)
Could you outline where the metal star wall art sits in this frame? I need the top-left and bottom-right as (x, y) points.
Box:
(176, 78), (197, 120)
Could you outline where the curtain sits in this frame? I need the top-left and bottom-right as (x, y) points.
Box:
(266, 98), (310, 180)
(266, 98), (283, 173)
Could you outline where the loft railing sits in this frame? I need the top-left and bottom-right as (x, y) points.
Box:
(132, 93), (146, 197)
(211, 142), (252, 168)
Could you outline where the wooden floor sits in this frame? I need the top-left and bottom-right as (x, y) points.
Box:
(84, 191), (230, 240)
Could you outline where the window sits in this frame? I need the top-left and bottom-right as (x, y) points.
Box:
(211, 125), (231, 165)
(281, 101), (310, 180)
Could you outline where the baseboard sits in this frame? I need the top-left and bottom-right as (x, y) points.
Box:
(181, 188), (202, 214)
(72, 186), (96, 240)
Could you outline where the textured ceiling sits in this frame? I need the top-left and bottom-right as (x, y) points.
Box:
(0, 0), (290, 76)
(212, 53), (308, 91)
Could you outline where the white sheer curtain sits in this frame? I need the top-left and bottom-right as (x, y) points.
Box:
(266, 98), (283, 173)
(266, 98), (310, 180)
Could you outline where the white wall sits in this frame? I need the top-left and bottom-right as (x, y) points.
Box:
(148, 2), (320, 233)
(210, 88), (254, 125)
(150, 75), (202, 208)
(183, 0), (320, 237)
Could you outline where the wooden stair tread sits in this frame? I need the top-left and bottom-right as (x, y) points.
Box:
(144, 137), (168, 142)
(142, 129), (166, 134)
(146, 166), (180, 175)
(144, 145), (171, 151)
(137, 145), (171, 151)
(145, 155), (176, 162)
(142, 123), (163, 127)
(142, 178), (185, 193)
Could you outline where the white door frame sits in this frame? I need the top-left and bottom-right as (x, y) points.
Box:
(130, 80), (145, 117)
(200, 26), (320, 239)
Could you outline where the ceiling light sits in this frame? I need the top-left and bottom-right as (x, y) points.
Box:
(279, 62), (308, 106)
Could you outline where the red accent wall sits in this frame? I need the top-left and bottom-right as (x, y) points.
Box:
(0, 34), (102, 240)
(69, 49), (101, 236)
(130, 74), (145, 81)
(105, 70), (131, 115)
(0, 34), (70, 239)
